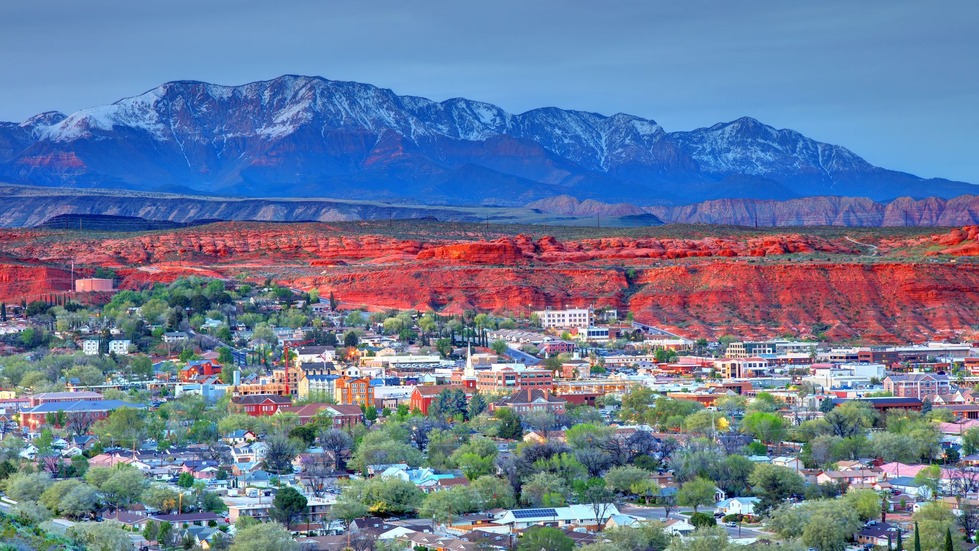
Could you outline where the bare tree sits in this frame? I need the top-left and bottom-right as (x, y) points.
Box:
(65, 413), (95, 436)
(318, 428), (353, 472)
(959, 503), (979, 543)
(300, 454), (335, 497)
(659, 491), (678, 519)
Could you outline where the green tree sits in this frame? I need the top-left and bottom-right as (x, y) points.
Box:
(5, 472), (53, 502)
(963, 427), (979, 456)
(101, 467), (148, 508)
(343, 331), (359, 347)
(335, 477), (423, 516)
(451, 437), (498, 481)
(143, 520), (159, 545)
(914, 502), (959, 551)
(430, 388), (468, 420)
(177, 472), (195, 488)
(677, 477), (716, 512)
(495, 408), (523, 440)
(517, 526), (574, 551)
(142, 486), (181, 513)
(914, 465), (942, 499)
(749, 464), (804, 514)
(520, 471), (570, 507)
(229, 522), (300, 551)
(92, 407), (146, 449)
(270, 487), (308, 530)
(843, 489), (883, 522)
(467, 391), (487, 419)
(69, 522), (134, 551)
(605, 465), (651, 495)
(58, 484), (100, 519)
(491, 340), (508, 355)
(742, 411), (787, 449)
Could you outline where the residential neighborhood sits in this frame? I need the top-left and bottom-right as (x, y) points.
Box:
(0, 283), (978, 550)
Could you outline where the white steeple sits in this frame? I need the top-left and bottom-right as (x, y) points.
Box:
(465, 343), (475, 379)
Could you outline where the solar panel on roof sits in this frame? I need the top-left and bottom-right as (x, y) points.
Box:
(512, 508), (557, 519)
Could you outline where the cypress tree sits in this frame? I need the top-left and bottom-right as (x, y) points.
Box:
(946, 527), (954, 551)
(0, 302), (6, 322)
(915, 521), (922, 551)
(897, 527), (903, 550)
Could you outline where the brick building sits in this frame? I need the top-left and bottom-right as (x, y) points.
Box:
(476, 364), (553, 394)
(491, 389), (567, 415)
(410, 385), (472, 415)
(20, 399), (144, 431)
(232, 394), (293, 417)
(883, 373), (952, 399)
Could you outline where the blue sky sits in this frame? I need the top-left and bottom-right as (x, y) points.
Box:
(2, 0), (977, 182)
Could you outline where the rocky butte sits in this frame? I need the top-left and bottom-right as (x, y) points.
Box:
(1, 221), (978, 344)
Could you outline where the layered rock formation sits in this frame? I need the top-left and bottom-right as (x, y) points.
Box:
(3, 222), (978, 343)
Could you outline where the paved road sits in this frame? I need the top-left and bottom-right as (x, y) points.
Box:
(505, 347), (542, 366)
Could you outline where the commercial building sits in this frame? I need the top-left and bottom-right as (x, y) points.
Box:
(334, 376), (374, 406)
(75, 278), (114, 292)
(476, 363), (553, 393)
(533, 308), (592, 330)
(883, 373), (952, 399)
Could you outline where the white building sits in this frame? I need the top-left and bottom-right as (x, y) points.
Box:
(82, 340), (100, 356)
(496, 504), (621, 530)
(108, 340), (131, 355)
(715, 497), (760, 517)
(533, 308), (592, 330)
(295, 346), (335, 365)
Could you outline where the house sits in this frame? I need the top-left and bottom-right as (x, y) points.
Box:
(490, 388), (566, 415)
(771, 456), (804, 472)
(714, 497), (760, 518)
(855, 521), (902, 548)
(295, 346), (336, 365)
(378, 465), (464, 492)
(886, 476), (933, 499)
(163, 331), (190, 344)
(232, 394), (292, 417)
(816, 469), (880, 486)
(662, 517), (696, 536)
(224, 430), (258, 446)
(495, 504), (621, 530)
(604, 514), (641, 530)
(277, 403), (364, 428)
(180, 360), (222, 382)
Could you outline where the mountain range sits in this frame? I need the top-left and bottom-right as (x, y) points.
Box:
(1, 75), (974, 208)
